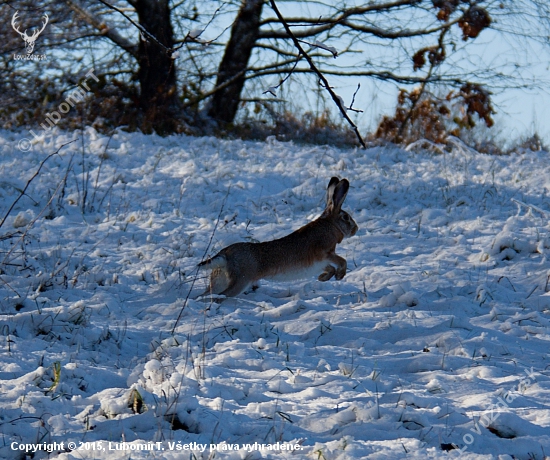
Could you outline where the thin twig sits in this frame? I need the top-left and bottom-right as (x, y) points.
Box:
(182, 70), (246, 109)
(269, 0), (366, 148)
(263, 56), (302, 96)
(0, 139), (77, 231)
(348, 83), (363, 113)
(2, 165), (71, 267)
(96, 0), (180, 54)
(171, 185), (232, 335)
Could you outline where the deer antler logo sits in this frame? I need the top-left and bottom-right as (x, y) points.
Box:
(11, 11), (49, 54)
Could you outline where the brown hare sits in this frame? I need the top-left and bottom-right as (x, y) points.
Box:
(198, 177), (358, 297)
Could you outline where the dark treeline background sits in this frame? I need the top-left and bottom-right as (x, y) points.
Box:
(1, 0), (549, 148)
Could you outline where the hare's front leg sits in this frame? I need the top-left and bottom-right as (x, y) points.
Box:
(318, 264), (336, 282)
(318, 253), (347, 281)
(329, 253), (347, 280)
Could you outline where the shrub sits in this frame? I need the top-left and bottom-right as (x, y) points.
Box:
(374, 84), (495, 146)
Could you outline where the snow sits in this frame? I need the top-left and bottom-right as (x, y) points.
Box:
(0, 127), (549, 459)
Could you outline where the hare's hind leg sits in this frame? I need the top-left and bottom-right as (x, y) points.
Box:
(219, 276), (252, 297)
(204, 267), (231, 295)
(202, 267), (251, 297)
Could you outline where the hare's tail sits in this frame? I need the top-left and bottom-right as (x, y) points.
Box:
(197, 253), (226, 270)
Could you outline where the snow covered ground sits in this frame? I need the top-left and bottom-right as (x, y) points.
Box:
(0, 128), (549, 459)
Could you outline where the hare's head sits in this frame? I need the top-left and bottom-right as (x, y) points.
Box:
(322, 177), (358, 238)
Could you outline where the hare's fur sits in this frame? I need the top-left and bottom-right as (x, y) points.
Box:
(199, 177), (357, 297)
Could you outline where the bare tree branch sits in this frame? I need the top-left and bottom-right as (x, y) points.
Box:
(182, 70), (246, 109)
(260, 0), (424, 27)
(259, 18), (460, 41)
(246, 66), (472, 89)
(66, 0), (139, 57)
(259, 0), (461, 40)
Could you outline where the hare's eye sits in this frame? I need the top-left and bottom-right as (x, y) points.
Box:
(343, 214), (349, 221)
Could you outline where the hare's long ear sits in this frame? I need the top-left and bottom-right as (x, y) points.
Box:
(324, 177), (349, 216)
(325, 177), (340, 208)
(332, 179), (349, 213)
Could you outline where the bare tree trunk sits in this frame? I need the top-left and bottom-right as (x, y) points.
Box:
(207, 0), (263, 125)
(133, 0), (179, 132)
